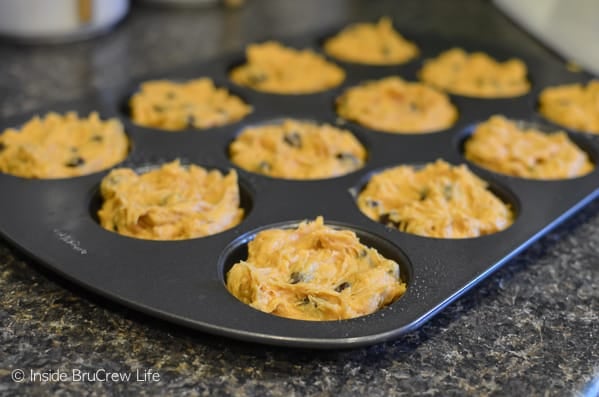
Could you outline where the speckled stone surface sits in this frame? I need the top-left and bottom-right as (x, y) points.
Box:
(0, 1), (598, 395)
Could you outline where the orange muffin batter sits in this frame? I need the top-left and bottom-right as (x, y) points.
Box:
(129, 78), (252, 131)
(229, 41), (345, 94)
(336, 76), (457, 133)
(357, 160), (512, 238)
(98, 160), (243, 240)
(323, 17), (419, 65)
(229, 119), (366, 179)
(226, 216), (406, 321)
(418, 48), (530, 98)
(465, 116), (593, 179)
(0, 112), (128, 179)
(538, 80), (599, 134)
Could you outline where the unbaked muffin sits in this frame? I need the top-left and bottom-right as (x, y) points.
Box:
(229, 119), (366, 179)
(464, 115), (593, 179)
(98, 160), (243, 240)
(538, 80), (599, 134)
(226, 216), (407, 321)
(129, 78), (252, 131)
(323, 17), (418, 65)
(336, 76), (457, 133)
(229, 41), (345, 94)
(357, 159), (512, 238)
(0, 112), (128, 179)
(418, 48), (530, 98)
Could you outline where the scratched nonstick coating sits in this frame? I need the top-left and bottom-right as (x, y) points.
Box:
(0, 29), (598, 349)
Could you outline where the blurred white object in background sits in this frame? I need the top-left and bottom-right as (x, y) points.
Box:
(137, 0), (246, 8)
(494, 0), (599, 75)
(138, 0), (219, 6)
(0, 0), (129, 43)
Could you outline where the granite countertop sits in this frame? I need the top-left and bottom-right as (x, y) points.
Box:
(0, 0), (598, 395)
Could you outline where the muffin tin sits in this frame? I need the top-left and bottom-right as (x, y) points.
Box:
(1, 28), (598, 349)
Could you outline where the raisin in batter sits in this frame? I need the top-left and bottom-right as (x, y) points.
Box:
(336, 76), (457, 133)
(538, 80), (599, 134)
(0, 112), (128, 179)
(226, 216), (406, 321)
(358, 160), (512, 238)
(129, 78), (252, 131)
(229, 41), (345, 94)
(465, 115), (593, 179)
(418, 48), (530, 98)
(324, 17), (419, 65)
(98, 160), (243, 240)
(229, 119), (367, 179)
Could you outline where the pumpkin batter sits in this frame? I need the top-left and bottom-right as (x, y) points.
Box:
(129, 78), (252, 131)
(323, 17), (419, 65)
(98, 160), (243, 240)
(538, 80), (599, 134)
(336, 76), (457, 133)
(0, 112), (128, 179)
(226, 216), (406, 321)
(465, 115), (593, 179)
(357, 160), (512, 238)
(229, 41), (345, 94)
(229, 119), (367, 179)
(418, 48), (530, 98)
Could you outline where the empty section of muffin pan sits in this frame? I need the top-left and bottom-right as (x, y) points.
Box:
(1, 26), (599, 348)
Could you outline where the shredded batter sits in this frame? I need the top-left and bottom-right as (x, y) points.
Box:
(229, 41), (345, 94)
(418, 48), (530, 98)
(129, 78), (252, 131)
(538, 80), (599, 134)
(226, 216), (406, 321)
(98, 160), (243, 240)
(229, 119), (367, 179)
(465, 115), (593, 179)
(336, 76), (457, 133)
(357, 160), (512, 238)
(323, 17), (419, 65)
(0, 112), (128, 179)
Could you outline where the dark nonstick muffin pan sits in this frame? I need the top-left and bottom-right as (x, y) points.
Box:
(1, 28), (598, 349)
